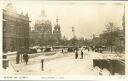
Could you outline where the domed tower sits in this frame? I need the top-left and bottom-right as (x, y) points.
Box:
(34, 10), (52, 46)
(53, 18), (61, 42)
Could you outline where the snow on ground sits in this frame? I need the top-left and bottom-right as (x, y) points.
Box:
(3, 50), (116, 75)
(12, 52), (96, 75)
(2, 52), (69, 75)
(4, 51), (17, 55)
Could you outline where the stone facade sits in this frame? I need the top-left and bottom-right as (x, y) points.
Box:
(32, 17), (61, 46)
(34, 20), (52, 45)
(3, 3), (30, 52)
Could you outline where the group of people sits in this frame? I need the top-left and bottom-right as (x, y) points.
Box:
(90, 46), (103, 53)
(16, 48), (29, 64)
(75, 49), (84, 59)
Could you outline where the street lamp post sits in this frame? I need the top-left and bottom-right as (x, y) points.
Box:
(72, 27), (75, 38)
(72, 27), (76, 47)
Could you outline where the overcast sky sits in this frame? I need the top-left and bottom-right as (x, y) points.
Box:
(1, 1), (124, 39)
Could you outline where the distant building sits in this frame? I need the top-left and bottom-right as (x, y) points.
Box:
(33, 11), (52, 46)
(40, 20), (52, 45)
(3, 3), (30, 52)
(53, 18), (61, 43)
(29, 30), (41, 46)
(92, 34), (101, 46)
(32, 13), (62, 46)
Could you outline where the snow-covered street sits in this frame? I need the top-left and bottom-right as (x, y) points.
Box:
(3, 50), (124, 75)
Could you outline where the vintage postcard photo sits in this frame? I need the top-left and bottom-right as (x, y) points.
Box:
(0, 0), (127, 80)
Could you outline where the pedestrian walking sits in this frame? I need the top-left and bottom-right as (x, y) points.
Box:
(75, 50), (78, 59)
(81, 50), (83, 59)
(62, 49), (64, 53)
(87, 47), (89, 52)
(99, 47), (103, 53)
(23, 53), (29, 64)
(20, 47), (24, 63)
(41, 59), (44, 71)
(16, 54), (20, 64)
(16, 49), (21, 64)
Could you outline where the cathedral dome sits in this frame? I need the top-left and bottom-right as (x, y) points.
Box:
(35, 10), (48, 25)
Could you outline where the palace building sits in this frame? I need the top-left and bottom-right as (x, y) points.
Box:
(34, 20), (52, 45)
(3, 3), (30, 52)
(32, 10), (62, 46)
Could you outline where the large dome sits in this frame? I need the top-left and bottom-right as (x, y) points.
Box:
(35, 10), (48, 24)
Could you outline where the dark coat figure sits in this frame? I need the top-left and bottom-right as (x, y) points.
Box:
(81, 50), (83, 59)
(99, 48), (103, 53)
(75, 50), (78, 59)
(62, 49), (64, 53)
(20, 47), (25, 62)
(23, 54), (29, 64)
(16, 54), (20, 64)
(91, 46), (95, 51)
(16, 49), (21, 64)
(87, 47), (89, 51)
